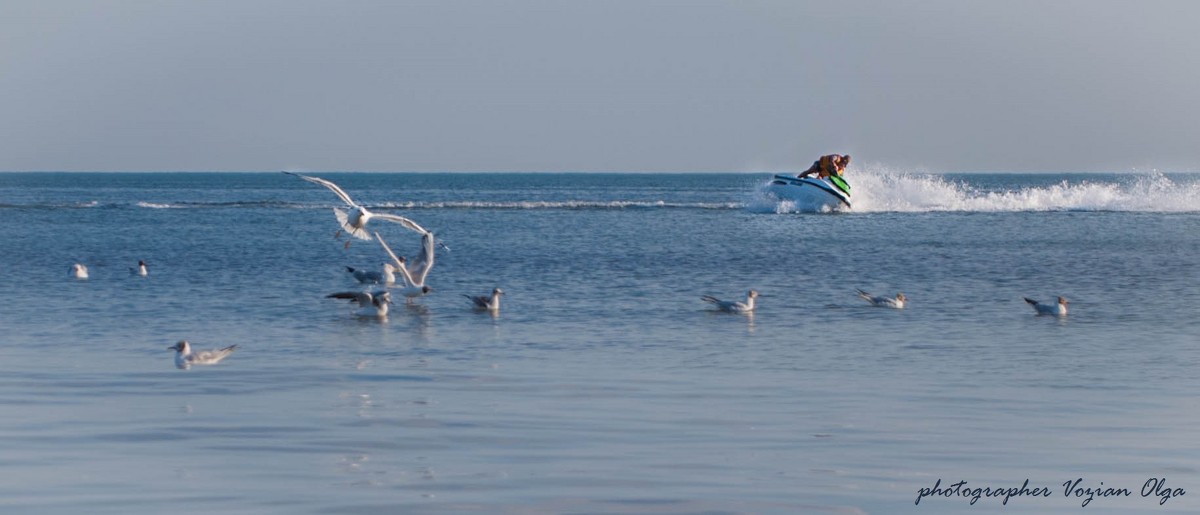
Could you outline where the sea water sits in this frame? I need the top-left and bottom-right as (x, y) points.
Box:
(0, 170), (1197, 514)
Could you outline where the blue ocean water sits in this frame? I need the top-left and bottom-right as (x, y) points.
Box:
(0, 169), (1198, 514)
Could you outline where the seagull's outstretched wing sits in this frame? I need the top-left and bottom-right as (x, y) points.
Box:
(372, 213), (429, 235)
(374, 232), (415, 286)
(410, 231), (436, 286)
(283, 171), (358, 207)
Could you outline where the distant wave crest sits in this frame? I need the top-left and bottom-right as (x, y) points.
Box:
(110, 200), (740, 211)
(374, 200), (739, 210)
(5, 199), (739, 211)
(136, 200), (310, 209)
(136, 201), (180, 209)
(755, 168), (1200, 213)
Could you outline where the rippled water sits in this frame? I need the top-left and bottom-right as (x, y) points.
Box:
(1, 171), (1197, 514)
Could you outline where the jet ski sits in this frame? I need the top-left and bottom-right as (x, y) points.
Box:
(767, 174), (851, 212)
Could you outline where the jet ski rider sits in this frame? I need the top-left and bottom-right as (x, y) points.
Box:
(797, 154), (850, 180)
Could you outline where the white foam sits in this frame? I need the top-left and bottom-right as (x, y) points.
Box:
(757, 168), (1200, 213)
(136, 201), (181, 209)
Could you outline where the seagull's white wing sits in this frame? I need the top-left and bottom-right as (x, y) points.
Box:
(372, 213), (429, 236)
(191, 345), (238, 364)
(374, 232), (415, 286)
(284, 171), (358, 207)
(410, 231), (436, 286)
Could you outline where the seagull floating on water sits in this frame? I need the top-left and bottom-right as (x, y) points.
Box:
(283, 171), (427, 248)
(327, 290), (393, 318)
(1024, 296), (1068, 316)
(701, 290), (759, 313)
(345, 264), (397, 285)
(375, 230), (437, 303)
(168, 340), (237, 370)
(71, 263), (89, 280)
(130, 260), (148, 276)
(856, 289), (906, 309)
(464, 288), (504, 311)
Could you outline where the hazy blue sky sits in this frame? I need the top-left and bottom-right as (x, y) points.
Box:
(1, 0), (1197, 172)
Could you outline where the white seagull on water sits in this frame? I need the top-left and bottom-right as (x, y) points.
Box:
(327, 290), (393, 318)
(71, 263), (89, 279)
(283, 171), (427, 248)
(131, 260), (148, 276)
(701, 290), (759, 313)
(464, 288), (504, 311)
(375, 230), (437, 303)
(856, 289), (906, 309)
(169, 340), (238, 370)
(1025, 296), (1068, 316)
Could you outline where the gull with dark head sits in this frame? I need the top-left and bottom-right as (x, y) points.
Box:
(701, 289), (759, 313)
(130, 260), (148, 277)
(168, 340), (237, 370)
(464, 288), (504, 311)
(327, 290), (393, 318)
(283, 171), (427, 248)
(856, 289), (906, 309)
(1025, 296), (1068, 316)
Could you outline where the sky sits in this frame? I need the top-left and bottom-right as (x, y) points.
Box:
(1, 0), (1198, 173)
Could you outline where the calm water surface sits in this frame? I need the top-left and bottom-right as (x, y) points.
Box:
(0, 171), (1197, 514)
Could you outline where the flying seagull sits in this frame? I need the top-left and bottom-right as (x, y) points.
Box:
(283, 171), (426, 248)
